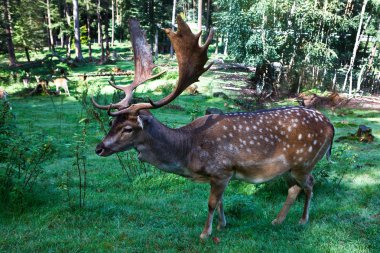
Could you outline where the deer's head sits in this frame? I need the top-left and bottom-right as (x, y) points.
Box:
(93, 16), (214, 157)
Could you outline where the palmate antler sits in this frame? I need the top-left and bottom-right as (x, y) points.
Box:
(91, 18), (165, 112)
(92, 15), (214, 116)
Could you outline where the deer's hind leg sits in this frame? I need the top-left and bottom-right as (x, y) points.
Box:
(288, 169), (315, 225)
(272, 173), (302, 225)
(216, 198), (226, 230)
(64, 85), (70, 96)
(297, 174), (314, 224)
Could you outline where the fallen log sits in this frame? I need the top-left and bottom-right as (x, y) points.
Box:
(75, 71), (134, 79)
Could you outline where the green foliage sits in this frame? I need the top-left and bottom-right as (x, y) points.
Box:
(0, 101), (55, 207)
(303, 42), (338, 68)
(156, 82), (175, 96)
(80, 25), (88, 46)
(12, 0), (46, 52)
(213, 0), (380, 93)
(315, 143), (358, 187)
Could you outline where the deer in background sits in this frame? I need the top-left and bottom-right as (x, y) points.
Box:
(35, 76), (70, 96)
(52, 77), (70, 96)
(0, 88), (11, 110)
(22, 72), (31, 87)
(92, 16), (335, 239)
(0, 88), (8, 100)
(34, 76), (50, 94)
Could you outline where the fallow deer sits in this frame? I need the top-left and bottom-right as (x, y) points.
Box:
(0, 88), (8, 100)
(35, 76), (49, 94)
(52, 77), (70, 96)
(92, 16), (335, 239)
(35, 76), (70, 96)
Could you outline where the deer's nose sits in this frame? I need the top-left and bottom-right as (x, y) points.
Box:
(95, 143), (105, 156)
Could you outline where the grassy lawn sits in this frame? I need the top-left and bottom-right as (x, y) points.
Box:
(0, 49), (379, 252)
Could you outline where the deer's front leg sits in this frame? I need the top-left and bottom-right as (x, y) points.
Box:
(200, 177), (230, 239)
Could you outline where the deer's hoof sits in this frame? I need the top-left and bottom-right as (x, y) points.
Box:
(298, 218), (308, 225)
(217, 223), (226, 231)
(200, 232), (210, 240)
(271, 218), (284, 225)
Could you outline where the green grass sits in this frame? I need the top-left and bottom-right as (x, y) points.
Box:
(1, 51), (379, 252)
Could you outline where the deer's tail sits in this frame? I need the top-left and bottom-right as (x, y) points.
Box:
(326, 124), (335, 162)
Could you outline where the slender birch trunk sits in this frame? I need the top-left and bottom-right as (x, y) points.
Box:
(198, 0), (203, 45)
(342, 0), (368, 94)
(170, 0), (177, 58)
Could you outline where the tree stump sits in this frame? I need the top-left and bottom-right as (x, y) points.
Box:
(356, 125), (374, 142)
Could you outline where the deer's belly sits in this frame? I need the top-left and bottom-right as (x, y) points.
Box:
(233, 154), (290, 184)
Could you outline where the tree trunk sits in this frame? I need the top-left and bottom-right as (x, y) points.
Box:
(46, 16), (51, 51)
(47, 0), (55, 52)
(261, 8), (267, 60)
(191, 0), (195, 20)
(73, 0), (84, 61)
(98, 21), (101, 45)
(105, 13), (110, 58)
(358, 23), (379, 93)
(331, 69), (337, 91)
(342, 0), (368, 94)
(214, 32), (218, 54)
(357, 64), (366, 92)
(223, 33), (228, 56)
(3, 0), (16, 66)
(170, 0), (177, 58)
(111, 0), (115, 46)
(61, 32), (65, 48)
(198, 0), (203, 45)
(24, 47), (30, 62)
(344, 0), (353, 15)
(116, 0), (121, 26)
(86, 2), (93, 61)
(154, 28), (158, 59)
(97, 0), (105, 61)
(65, 1), (72, 59)
(148, 0), (155, 51)
(206, 0), (211, 32)
(66, 36), (72, 59)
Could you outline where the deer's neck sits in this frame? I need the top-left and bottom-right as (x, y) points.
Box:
(135, 118), (192, 176)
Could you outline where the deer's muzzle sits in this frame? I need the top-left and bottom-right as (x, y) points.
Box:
(95, 142), (113, 157)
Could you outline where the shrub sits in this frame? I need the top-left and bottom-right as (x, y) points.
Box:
(0, 100), (55, 208)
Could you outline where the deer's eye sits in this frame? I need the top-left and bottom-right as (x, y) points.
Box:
(123, 126), (133, 133)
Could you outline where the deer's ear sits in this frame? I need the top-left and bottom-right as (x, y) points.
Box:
(137, 114), (153, 129)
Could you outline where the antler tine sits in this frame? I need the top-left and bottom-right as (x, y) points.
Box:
(91, 96), (117, 110)
(91, 80), (126, 112)
(108, 80), (125, 91)
(203, 28), (215, 51)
